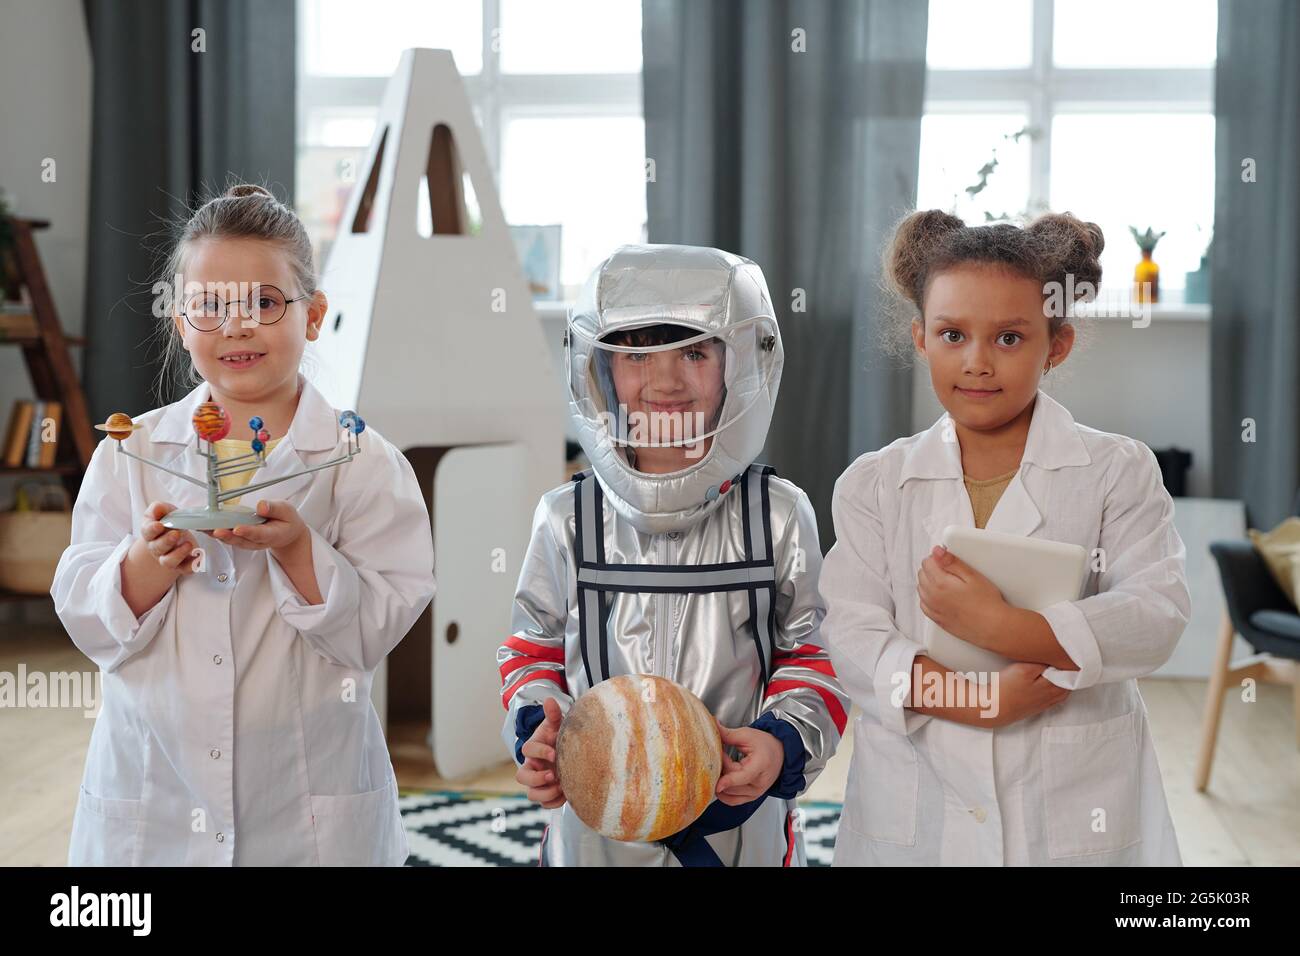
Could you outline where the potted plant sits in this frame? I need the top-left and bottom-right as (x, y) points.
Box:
(1129, 226), (1166, 305)
(957, 125), (1043, 224)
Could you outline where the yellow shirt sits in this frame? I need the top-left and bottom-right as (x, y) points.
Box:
(214, 436), (282, 507)
(963, 468), (1018, 529)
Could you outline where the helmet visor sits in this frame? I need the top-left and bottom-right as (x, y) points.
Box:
(570, 319), (778, 470)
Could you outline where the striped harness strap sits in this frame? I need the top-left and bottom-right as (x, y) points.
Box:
(573, 463), (778, 689)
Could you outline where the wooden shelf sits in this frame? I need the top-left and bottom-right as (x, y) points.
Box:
(0, 217), (91, 603)
(0, 464), (81, 476)
(0, 592), (46, 603)
(0, 334), (86, 347)
(0, 587), (51, 603)
(0, 216), (93, 491)
(0, 309), (85, 345)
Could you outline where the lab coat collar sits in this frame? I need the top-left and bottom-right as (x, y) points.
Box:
(906, 391), (1092, 541)
(899, 390), (1091, 488)
(149, 373), (339, 452)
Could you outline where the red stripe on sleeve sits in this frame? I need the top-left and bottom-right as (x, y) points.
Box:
(502, 669), (568, 709)
(500, 655), (541, 682)
(503, 636), (565, 662)
(764, 679), (848, 736)
(772, 657), (837, 678)
(782, 643), (824, 657)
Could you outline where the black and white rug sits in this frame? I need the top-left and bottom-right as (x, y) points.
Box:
(399, 790), (842, 867)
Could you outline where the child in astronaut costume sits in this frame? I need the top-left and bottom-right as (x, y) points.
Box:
(498, 244), (848, 867)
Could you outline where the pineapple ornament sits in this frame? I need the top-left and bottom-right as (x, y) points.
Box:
(1130, 226), (1166, 305)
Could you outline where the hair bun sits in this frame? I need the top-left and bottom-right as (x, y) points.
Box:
(1081, 219), (1104, 257)
(1028, 211), (1104, 256)
(1027, 211), (1104, 299)
(886, 209), (965, 308)
(225, 184), (273, 200)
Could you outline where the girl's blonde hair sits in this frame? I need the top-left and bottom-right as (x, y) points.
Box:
(154, 183), (317, 400)
(879, 209), (1105, 360)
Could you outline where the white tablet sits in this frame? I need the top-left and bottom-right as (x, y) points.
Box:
(922, 525), (1090, 675)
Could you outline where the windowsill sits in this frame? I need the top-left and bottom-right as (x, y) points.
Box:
(534, 301), (572, 323)
(1073, 301), (1210, 322)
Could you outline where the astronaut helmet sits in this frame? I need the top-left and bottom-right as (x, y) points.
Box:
(566, 244), (784, 534)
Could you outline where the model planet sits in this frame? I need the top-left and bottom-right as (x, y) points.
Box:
(556, 674), (721, 842)
(94, 412), (138, 441)
(192, 402), (231, 442)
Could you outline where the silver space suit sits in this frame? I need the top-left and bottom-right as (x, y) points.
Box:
(498, 244), (847, 866)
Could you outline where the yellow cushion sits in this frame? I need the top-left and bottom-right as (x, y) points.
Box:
(1248, 517), (1300, 608)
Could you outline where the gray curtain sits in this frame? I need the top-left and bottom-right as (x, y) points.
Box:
(1211, 0), (1300, 529)
(642, 0), (928, 545)
(81, 0), (296, 420)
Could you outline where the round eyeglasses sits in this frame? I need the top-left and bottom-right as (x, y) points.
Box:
(181, 284), (310, 333)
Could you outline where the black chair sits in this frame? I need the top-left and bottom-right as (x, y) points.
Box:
(1196, 496), (1300, 791)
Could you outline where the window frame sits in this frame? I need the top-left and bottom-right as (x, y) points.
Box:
(924, 0), (1214, 214)
(294, 0), (644, 300)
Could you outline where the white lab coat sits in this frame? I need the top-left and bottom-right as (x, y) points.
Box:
(52, 375), (435, 866)
(822, 391), (1189, 866)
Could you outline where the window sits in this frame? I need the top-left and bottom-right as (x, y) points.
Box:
(920, 0), (1216, 300)
(295, 0), (646, 300)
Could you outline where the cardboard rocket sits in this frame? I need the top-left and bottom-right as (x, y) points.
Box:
(314, 48), (565, 779)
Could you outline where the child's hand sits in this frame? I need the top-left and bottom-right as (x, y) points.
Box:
(917, 545), (1010, 650)
(517, 697), (566, 809)
(211, 500), (308, 561)
(138, 502), (201, 575)
(714, 720), (785, 806)
(983, 662), (1070, 727)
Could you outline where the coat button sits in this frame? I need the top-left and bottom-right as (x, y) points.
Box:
(210, 749), (221, 760)
(215, 832), (225, 843)
(213, 654), (223, 665)
(217, 573), (229, 583)
(667, 531), (680, 540)
(971, 807), (987, 823)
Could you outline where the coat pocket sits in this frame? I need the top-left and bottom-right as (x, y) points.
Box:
(309, 779), (407, 867)
(842, 717), (919, 847)
(1041, 711), (1142, 859)
(69, 786), (143, 866)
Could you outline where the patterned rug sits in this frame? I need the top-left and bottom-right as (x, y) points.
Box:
(399, 789), (842, 867)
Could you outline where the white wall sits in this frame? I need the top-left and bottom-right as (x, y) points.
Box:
(0, 0), (91, 350)
(0, 0), (91, 622)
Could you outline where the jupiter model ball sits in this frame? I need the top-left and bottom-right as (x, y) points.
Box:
(192, 402), (231, 442)
(555, 674), (722, 843)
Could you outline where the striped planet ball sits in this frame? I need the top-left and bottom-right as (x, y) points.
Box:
(103, 412), (135, 440)
(192, 402), (231, 442)
(556, 675), (721, 843)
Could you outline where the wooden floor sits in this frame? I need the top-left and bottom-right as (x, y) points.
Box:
(3, 622), (1297, 866)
